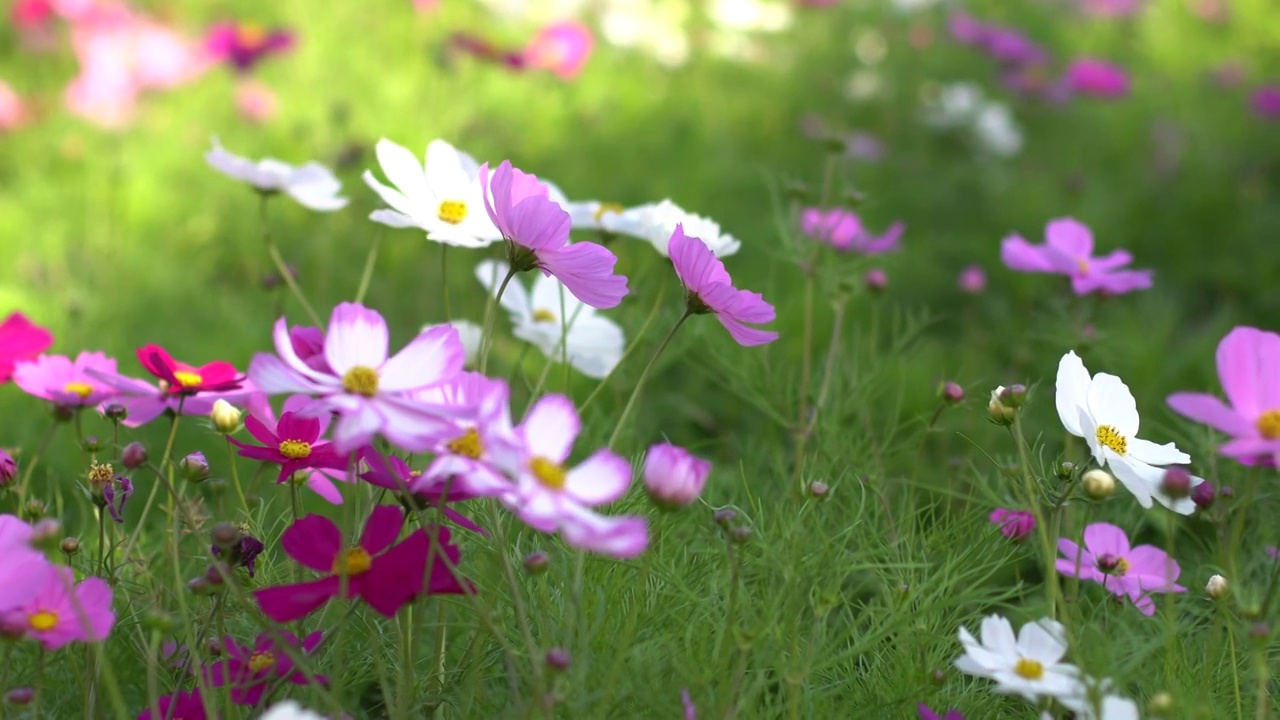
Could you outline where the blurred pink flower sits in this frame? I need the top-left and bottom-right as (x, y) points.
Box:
(1056, 522), (1185, 616)
(11, 0), (53, 29)
(1250, 85), (1280, 121)
(989, 508), (1034, 541)
(958, 265), (986, 294)
(522, 21), (594, 80)
(669, 224), (777, 346)
(413, 0), (441, 11)
(801, 208), (903, 254)
(1078, 0), (1145, 17)
(0, 313), (53, 383)
(0, 80), (27, 131)
(204, 22), (295, 73)
(235, 79), (278, 123)
(1065, 58), (1130, 98)
(1001, 217), (1152, 296)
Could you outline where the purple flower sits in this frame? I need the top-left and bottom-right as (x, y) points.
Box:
(207, 631), (326, 706)
(669, 224), (778, 346)
(103, 476), (132, 523)
(1251, 85), (1280, 120)
(1065, 58), (1131, 98)
(800, 208), (903, 254)
(1001, 217), (1152, 295)
(1167, 326), (1280, 466)
(919, 705), (964, 720)
(1056, 522), (1185, 615)
(989, 508), (1035, 541)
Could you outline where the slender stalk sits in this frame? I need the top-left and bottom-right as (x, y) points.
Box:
(440, 243), (451, 321)
(225, 439), (249, 516)
(479, 267), (519, 374)
(355, 231), (383, 305)
(487, 503), (545, 703)
(260, 194), (322, 327)
(32, 648), (44, 720)
(597, 531), (658, 714)
(715, 537), (743, 667)
(398, 604), (416, 719)
(1008, 418), (1060, 619)
(16, 419), (60, 501)
(606, 312), (692, 450)
(119, 409), (183, 565)
(578, 282), (668, 415)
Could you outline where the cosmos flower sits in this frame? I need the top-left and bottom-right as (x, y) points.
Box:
(207, 631), (325, 706)
(0, 566), (114, 650)
(954, 614), (1083, 702)
(0, 312), (53, 383)
(1002, 218), (1152, 295)
(1065, 58), (1131, 98)
(230, 394), (352, 503)
(521, 21), (594, 79)
(1056, 522), (1186, 616)
(0, 515), (54, 613)
(206, 137), (348, 211)
(800, 207), (903, 254)
(137, 688), (208, 720)
(13, 352), (118, 407)
(668, 224), (778, 347)
(587, 199), (742, 258)
(204, 22), (294, 73)
(642, 442), (711, 508)
(990, 508), (1035, 541)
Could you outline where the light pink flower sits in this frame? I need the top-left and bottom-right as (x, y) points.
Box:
(642, 442), (711, 508)
(1001, 217), (1152, 296)
(1056, 521), (1185, 615)
(13, 352), (119, 407)
(0, 515), (54, 613)
(0, 566), (114, 649)
(248, 303), (464, 453)
(0, 79), (27, 131)
(1065, 58), (1131, 99)
(522, 21), (594, 80)
(669, 224), (777, 347)
(494, 395), (647, 558)
(408, 371), (519, 498)
(1251, 85), (1280, 121)
(479, 160), (628, 310)
(1168, 326), (1280, 466)
(800, 208), (903, 254)
(235, 79), (278, 123)
(958, 264), (987, 294)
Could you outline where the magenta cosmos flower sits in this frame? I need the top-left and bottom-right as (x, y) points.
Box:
(800, 207), (903, 254)
(521, 21), (593, 80)
(360, 448), (486, 535)
(1065, 58), (1131, 98)
(138, 688), (207, 720)
(919, 706), (964, 720)
(989, 508), (1035, 541)
(207, 630), (325, 706)
(643, 442), (711, 509)
(1251, 85), (1280, 121)
(88, 345), (252, 427)
(669, 224), (778, 347)
(248, 303), (464, 453)
(1001, 217), (1152, 296)
(480, 160), (628, 309)
(0, 312), (53, 382)
(204, 22), (294, 73)
(231, 394), (351, 502)
(494, 394), (648, 558)
(12, 351), (118, 408)
(0, 566), (114, 649)
(1167, 326), (1280, 466)
(1056, 522), (1185, 616)
(253, 505), (467, 622)
(0, 515), (54, 613)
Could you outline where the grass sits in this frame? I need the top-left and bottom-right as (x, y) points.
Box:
(1, 0), (1279, 717)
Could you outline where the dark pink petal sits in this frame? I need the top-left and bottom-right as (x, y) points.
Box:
(277, 411), (321, 443)
(254, 577), (341, 623)
(359, 505), (406, 555)
(360, 531), (428, 616)
(243, 413), (279, 446)
(280, 515), (342, 572)
(136, 344), (181, 384)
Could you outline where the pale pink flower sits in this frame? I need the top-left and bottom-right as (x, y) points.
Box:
(0, 516), (54, 613)
(1001, 217), (1152, 296)
(0, 566), (114, 649)
(0, 79), (27, 131)
(1056, 522), (1185, 615)
(522, 21), (594, 80)
(13, 352), (119, 408)
(958, 264), (987, 294)
(669, 224), (777, 346)
(642, 442), (711, 508)
(235, 79), (278, 124)
(800, 207), (903, 254)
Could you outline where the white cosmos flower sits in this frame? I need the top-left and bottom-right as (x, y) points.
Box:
(973, 102), (1024, 158)
(259, 700), (325, 720)
(955, 614), (1083, 703)
(587, 199), (741, 257)
(1056, 351), (1198, 514)
(476, 260), (624, 379)
(205, 137), (348, 211)
(362, 138), (502, 248)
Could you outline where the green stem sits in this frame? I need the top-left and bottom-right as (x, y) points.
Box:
(1009, 418), (1060, 619)
(440, 243), (451, 322)
(260, 193), (322, 327)
(479, 267), (519, 374)
(578, 282), (668, 415)
(16, 419), (60, 501)
(119, 409), (183, 566)
(606, 312), (691, 450)
(355, 231), (383, 306)
(226, 439), (249, 516)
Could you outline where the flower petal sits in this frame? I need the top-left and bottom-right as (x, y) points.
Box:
(564, 450), (631, 506)
(1087, 372), (1140, 437)
(281, 514), (342, 572)
(324, 303), (389, 374)
(378, 324), (464, 392)
(519, 394), (580, 462)
(1055, 351), (1092, 438)
(1167, 392), (1257, 437)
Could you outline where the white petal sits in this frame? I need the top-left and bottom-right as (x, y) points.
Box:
(324, 303), (390, 374)
(1087, 372), (1140, 437)
(1107, 455), (1157, 509)
(1127, 438), (1192, 466)
(369, 208), (428, 230)
(362, 170), (424, 220)
(1055, 351), (1092, 438)
(378, 324), (463, 392)
(1017, 621), (1067, 664)
(374, 138), (431, 204)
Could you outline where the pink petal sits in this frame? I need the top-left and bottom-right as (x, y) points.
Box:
(520, 394), (580, 463)
(1044, 217), (1094, 258)
(539, 242), (627, 309)
(558, 506), (648, 558)
(324, 303), (389, 374)
(564, 450), (631, 506)
(1082, 522), (1130, 557)
(1166, 392), (1255, 437)
(1000, 234), (1057, 272)
(378, 324), (464, 392)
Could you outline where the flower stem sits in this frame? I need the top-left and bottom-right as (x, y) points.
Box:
(16, 419), (60, 502)
(119, 409), (182, 567)
(355, 230), (383, 306)
(479, 267), (518, 374)
(440, 243), (451, 322)
(225, 439), (249, 516)
(578, 282), (668, 415)
(606, 311), (691, 450)
(260, 194), (322, 327)
(1009, 418), (1061, 619)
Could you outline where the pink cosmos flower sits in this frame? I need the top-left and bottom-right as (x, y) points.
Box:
(682, 689), (697, 719)
(1078, 0), (1144, 17)
(0, 79), (26, 131)
(287, 325), (332, 373)
(247, 303), (464, 453)
(800, 208), (903, 254)
(989, 508), (1035, 541)
(0, 566), (114, 649)
(230, 394), (351, 502)
(643, 442), (711, 509)
(406, 370), (519, 497)
(253, 505), (467, 622)
(1251, 85), (1280, 121)
(360, 448), (486, 535)
(669, 224), (778, 347)
(89, 345), (252, 427)
(919, 706), (964, 720)
(1001, 217), (1153, 296)
(207, 631), (325, 706)
(1056, 522), (1185, 615)
(11, 0), (53, 31)
(980, 27), (1049, 66)
(0, 516), (54, 613)
(1065, 58), (1131, 98)
(13, 352), (119, 407)
(234, 79), (278, 123)
(495, 394), (648, 558)
(138, 688), (207, 720)
(479, 160), (628, 310)
(134, 344), (243, 395)
(522, 21), (594, 80)
(204, 22), (294, 73)
(1167, 326), (1280, 466)
(0, 313), (53, 382)
(958, 265), (987, 294)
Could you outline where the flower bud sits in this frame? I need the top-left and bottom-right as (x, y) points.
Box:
(60, 537), (80, 556)
(1192, 481), (1215, 509)
(204, 563), (229, 586)
(102, 403), (128, 421)
(783, 179), (811, 203)
(1055, 461), (1075, 481)
(809, 481), (830, 499)
(1082, 469), (1116, 500)
(713, 508), (737, 527)
(1159, 467), (1192, 499)
(4, 688), (34, 706)
(1250, 622), (1270, 640)
(1206, 574), (1229, 599)
(121, 441), (148, 470)
(642, 442), (711, 510)
(179, 452), (209, 483)
(989, 508), (1035, 541)
(544, 648), (571, 672)
(939, 381), (964, 405)
(1000, 384), (1028, 408)
(51, 405), (74, 423)
(957, 265), (986, 295)
(1218, 485), (1234, 500)
(83, 436), (103, 453)
(1147, 692), (1173, 714)
(523, 551), (550, 575)
(210, 522), (241, 551)
(987, 387), (1016, 426)
(20, 499), (45, 522)
(187, 577), (214, 595)
(929, 669), (946, 686)
(87, 461), (114, 495)
(1097, 553), (1122, 573)
(0, 450), (17, 486)
(863, 268), (888, 294)
(210, 400), (242, 434)
(29, 519), (61, 546)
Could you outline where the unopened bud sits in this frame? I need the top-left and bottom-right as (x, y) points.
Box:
(1082, 469), (1116, 500)
(809, 481), (830, 499)
(210, 400), (242, 434)
(929, 669), (946, 686)
(51, 405), (74, 423)
(544, 648), (571, 672)
(1218, 485), (1234, 500)
(1000, 384), (1028, 407)
(863, 268), (888, 294)
(1192, 481), (1215, 509)
(82, 436), (103, 453)
(783, 180), (810, 202)
(186, 577), (214, 595)
(987, 387), (1016, 426)
(1206, 574), (1229, 599)
(0, 450), (17, 485)
(20, 499), (46, 521)
(1147, 692), (1174, 714)
(4, 688), (34, 706)
(59, 538), (80, 555)
(1159, 467), (1192, 499)
(713, 508), (737, 527)
(121, 442), (148, 470)
(524, 551), (550, 575)
(204, 563), (230, 586)
(179, 452), (209, 483)
(29, 519), (61, 546)
(939, 381), (964, 405)
(210, 522), (241, 551)
(103, 403), (128, 421)
(1055, 461), (1075, 481)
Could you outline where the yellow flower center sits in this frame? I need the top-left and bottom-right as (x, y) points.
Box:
(438, 200), (467, 225)
(88, 462), (114, 484)
(446, 428), (484, 460)
(1075, 257), (1090, 274)
(1115, 557), (1130, 575)
(278, 439), (312, 460)
(1257, 409), (1280, 440)
(237, 23), (267, 46)
(593, 202), (624, 222)
(1013, 657), (1044, 680)
(532, 309), (557, 323)
(341, 366), (379, 397)
(331, 547), (373, 577)
(173, 371), (203, 388)
(530, 457), (567, 490)
(28, 611), (57, 632)
(1095, 424), (1127, 455)
(63, 381), (94, 399)
(247, 651), (275, 673)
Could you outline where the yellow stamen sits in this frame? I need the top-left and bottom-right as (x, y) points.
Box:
(331, 547), (373, 577)
(63, 381), (94, 399)
(593, 202), (624, 222)
(438, 200), (467, 225)
(247, 651), (275, 673)
(532, 309), (557, 323)
(446, 428), (484, 460)
(530, 457), (567, 490)
(28, 611), (57, 632)
(1075, 257), (1090, 274)
(1013, 657), (1044, 680)
(1257, 409), (1280, 440)
(1095, 424), (1127, 455)
(341, 366), (379, 397)
(237, 23), (267, 46)
(1115, 557), (1130, 575)
(278, 439), (312, 460)
(173, 371), (203, 387)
